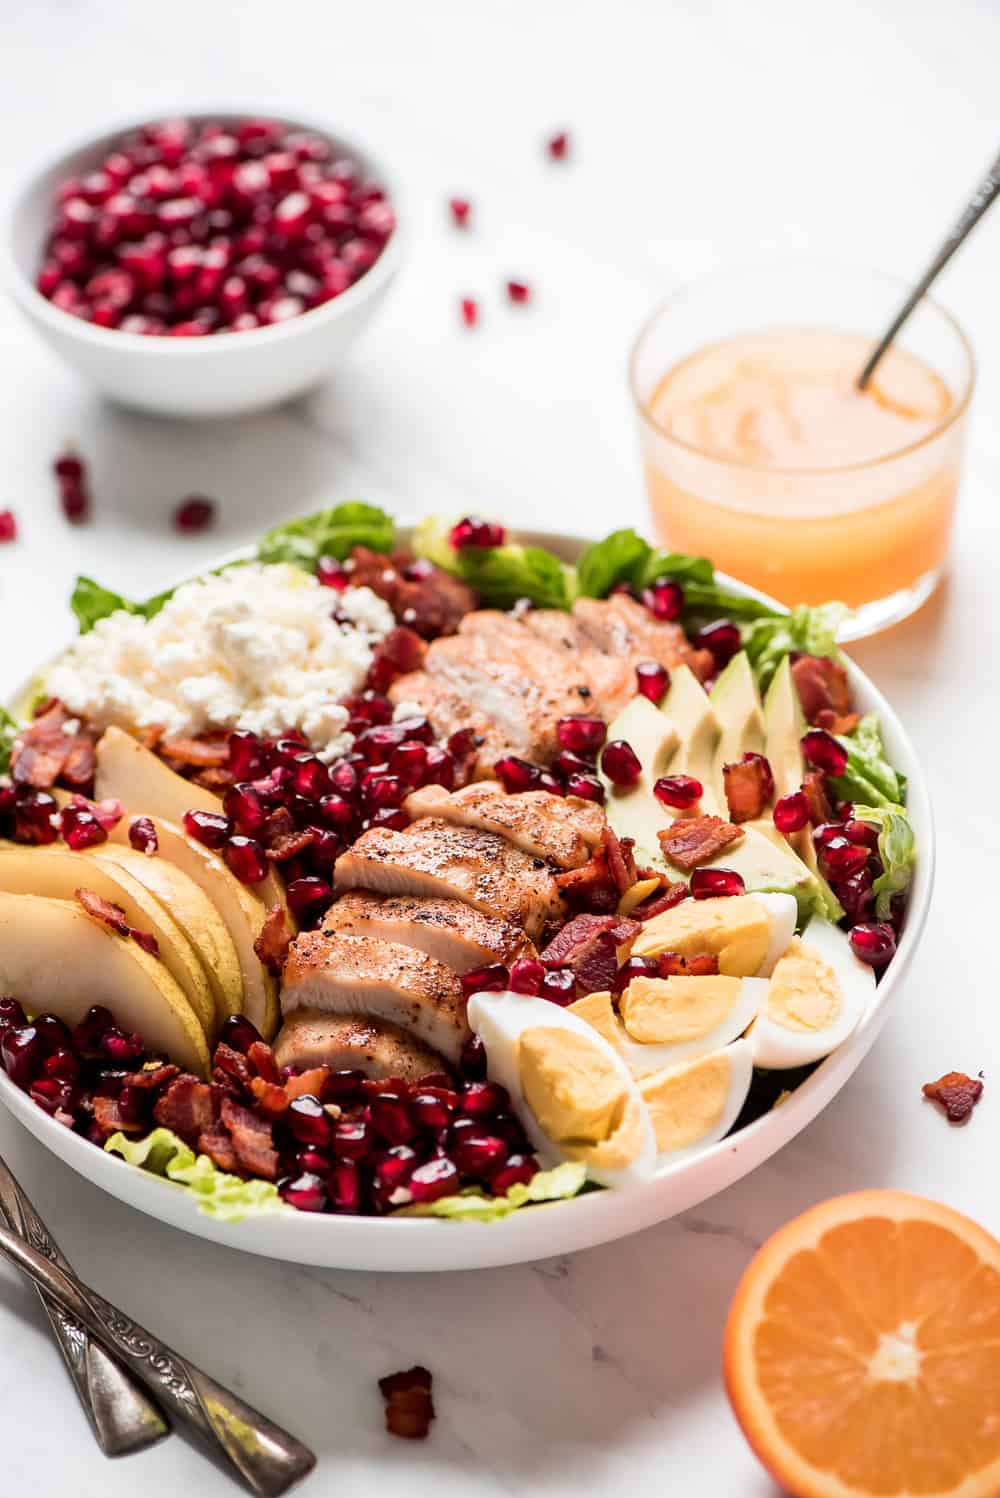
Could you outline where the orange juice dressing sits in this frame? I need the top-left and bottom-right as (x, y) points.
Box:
(641, 329), (961, 607)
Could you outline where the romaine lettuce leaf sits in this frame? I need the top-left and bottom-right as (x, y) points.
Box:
(257, 502), (394, 567)
(741, 602), (851, 692)
(827, 714), (904, 808)
(70, 576), (174, 634)
(0, 707), (18, 777)
(395, 1161), (587, 1220)
(105, 1128), (288, 1222)
(411, 516), (576, 610)
(852, 803), (916, 918)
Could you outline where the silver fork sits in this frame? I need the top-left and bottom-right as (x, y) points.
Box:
(0, 1154), (169, 1456)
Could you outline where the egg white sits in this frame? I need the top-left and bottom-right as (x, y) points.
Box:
(641, 1038), (755, 1163)
(467, 991), (658, 1188)
(611, 975), (768, 1076)
(753, 892), (799, 976)
(749, 917), (875, 1069)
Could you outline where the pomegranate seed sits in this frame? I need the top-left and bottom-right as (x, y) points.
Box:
(844, 818), (881, 850)
(362, 772), (406, 811)
(449, 516), (505, 549)
(0, 1027), (44, 1089)
(368, 807), (410, 831)
(460, 1081), (510, 1118)
(635, 660), (670, 702)
(316, 556), (347, 590)
(556, 715), (606, 755)
(654, 775), (702, 810)
(219, 1015), (263, 1054)
(182, 808), (231, 849)
(801, 729), (848, 776)
(506, 280), (531, 304)
(223, 783), (267, 833)
(449, 197), (471, 228)
(642, 578), (684, 621)
(453, 1133), (508, 1178)
(538, 771), (564, 796)
(494, 756), (542, 794)
(547, 131), (570, 160)
(224, 835), (268, 883)
(174, 496), (216, 533)
(44, 1049), (80, 1083)
(72, 1005), (114, 1052)
(408, 1157), (460, 1203)
(422, 746), (454, 789)
(564, 773), (605, 803)
(813, 821), (846, 851)
(389, 741), (428, 786)
(293, 757), (329, 799)
(33, 1015), (73, 1057)
(611, 955), (660, 995)
(287, 1095), (331, 1147)
(14, 791), (59, 845)
(540, 966), (576, 1005)
(369, 1092), (416, 1145)
(126, 816), (158, 855)
(695, 619), (741, 669)
(490, 1153), (539, 1193)
(690, 867), (745, 899)
(460, 1034), (487, 1080)
(448, 727), (479, 761)
(286, 877), (332, 923)
(0, 511), (18, 543)
(61, 806), (107, 851)
(838, 871), (875, 924)
(509, 957), (545, 995)
(100, 1027), (144, 1064)
(461, 964), (510, 998)
(318, 792), (355, 832)
(819, 836), (869, 879)
(328, 1161), (362, 1213)
(332, 1118), (373, 1161)
(0, 1000), (27, 1032)
(773, 792), (810, 834)
(88, 797), (124, 832)
(410, 1092), (453, 1131)
(600, 740), (641, 788)
(279, 1172), (327, 1212)
(849, 921), (897, 967)
(296, 1148), (332, 1176)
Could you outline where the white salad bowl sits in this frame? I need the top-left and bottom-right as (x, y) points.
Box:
(0, 529), (933, 1271)
(2, 108), (404, 418)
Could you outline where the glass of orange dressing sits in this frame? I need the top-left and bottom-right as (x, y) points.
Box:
(629, 265), (974, 635)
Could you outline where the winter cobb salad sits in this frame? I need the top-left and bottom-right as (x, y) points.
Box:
(0, 506), (915, 1222)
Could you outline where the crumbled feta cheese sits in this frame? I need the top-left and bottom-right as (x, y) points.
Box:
(47, 563), (394, 758)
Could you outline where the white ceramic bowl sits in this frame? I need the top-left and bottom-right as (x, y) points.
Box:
(1, 109), (403, 418)
(0, 530), (934, 1270)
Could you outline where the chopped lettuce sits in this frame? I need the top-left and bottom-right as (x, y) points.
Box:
(395, 1162), (587, 1220)
(828, 713), (904, 808)
(105, 1128), (288, 1222)
(70, 576), (175, 634)
(742, 602), (851, 692)
(257, 502), (395, 568)
(852, 803), (916, 918)
(575, 528), (715, 598)
(0, 706), (18, 776)
(411, 515), (576, 610)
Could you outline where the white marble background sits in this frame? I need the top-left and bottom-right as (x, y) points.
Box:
(1, 2), (999, 1493)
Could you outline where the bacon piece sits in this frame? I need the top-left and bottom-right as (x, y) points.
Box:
(75, 886), (130, 938)
(159, 732), (231, 769)
(802, 770), (832, 827)
(153, 1075), (216, 1146)
(93, 1094), (144, 1137)
(657, 952), (720, 977)
(220, 1096), (279, 1180)
(631, 879), (690, 922)
(791, 655), (852, 723)
(378, 1366), (435, 1440)
(213, 1042), (253, 1094)
(572, 931), (618, 995)
(285, 1067), (330, 1101)
(541, 912), (636, 996)
(10, 701), (99, 791)
(922, 1071), (984, 1124)
(123, 1063), (179, 1093)
(723, 756), (774, 824)
(191, 767), (237, 792)
(61, 738), (98, 789)
(657, 816), (744, 871)
(249, 1076), (290, 1120)
(609, 917), (641, 948)
(601, 827), (637, 894)
(136, 724), (165, 751)
(247, 1040), (281, 1085)
(198, 1126), (239, 1174)
(254, 905), (292, 977)
(813, 708), (861, 736)
(350, 545), (476, 639)
(540, 913), (618, 965)
(554, 844), (618, 914)
(130, 927), (160, 958)
(266, 828), (316, 863)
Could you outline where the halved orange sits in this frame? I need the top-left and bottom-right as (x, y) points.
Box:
(724, 1190), (1000, 1498)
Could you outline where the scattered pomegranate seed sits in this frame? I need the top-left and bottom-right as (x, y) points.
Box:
(494, 755), (542, 793)
(449, 197), (471, 228)
(506, 279), (531, 305)
(0, 511), (17, 543)
(547, 131), (570, 160)
(818, 836), (869, 879)
(279, 1172), (327, 1212)
(54, 450), (90, 523)
(556, 715), (606, 755)
(642, 578), (684, 621)
(60, 805), (107, 851)
(844, 818), (880, 850)
(286, 876), (332, 924)
(173, 495), (216, 533)
(773, 792), (810, 834)
(801, 729), (848, 776)
(611, 956), (660, 995)
(224, 835), (268, 884)
(490, 1154), (539, 1193)
(449, 515), (504, 549)
(219, 1014), (263, 1054)
(654, 775), (702, 810)
(635, 661), (669, 702)
(540, 966), (576, 1004)
(509, 957), (545, 995)
(182, 808), (231, 849)
(690, 867), (745, 899)
(316, 556), (348, 590)
(600, 739), (641, 788)
(564, 773), (605, 803)
(849, 921), (897, 967)
(838, 870), (875, 924)
(695, 618), (741, 669)
(460, 297), (479, 328)
(408, 1157), (460, 1204)
(460, 964), (510, 998)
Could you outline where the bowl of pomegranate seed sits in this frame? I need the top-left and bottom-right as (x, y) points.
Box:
(2, 111), (403, 417)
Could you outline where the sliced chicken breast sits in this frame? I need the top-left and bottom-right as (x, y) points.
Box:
(518, 611), (636, 718)
(281, 931), (469, 1064)
(332, 818), (563, 939)
(388, 671), (511, 776)
(404, 781), (604, 868)
(273, 1010), (449, 1080)
(324, 891), (535, 972)
(573, 593), (713, 681)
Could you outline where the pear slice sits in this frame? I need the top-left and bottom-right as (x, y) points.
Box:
(0, 893), (210, 1076)
(90, 845), (242, 1030)
(0, 847), (216, 1039)
(95, 726), (291, 919)
(107, 814), (279, 1039)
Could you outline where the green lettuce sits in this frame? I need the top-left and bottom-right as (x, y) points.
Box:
(0, 707), (18, 776)
(70, 576), (175, 634)
(827, 714), (904, 808)
(411, 516), (576, 610)
(105, 1128), (288, 1222)
(395, 1162), (587, 1221)
(741, 602), (851, 692)
(852, 803), (916, 918)
(575, 528), (715, 598)
(257, 502), (394, 568)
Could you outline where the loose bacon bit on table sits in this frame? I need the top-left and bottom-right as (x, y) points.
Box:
(153, 1075), (216, 1145)
(801, 769), (833, 827)
(10, 701), (99, 791)
(792, 655), (852, 724)
(221, 1095), (279, 1179)
(254, 905), (292, 976)
(922, 1071), (984, 1124)
(657, 952), (720, 977)
(657, 816), (744, 871)
(378, 1366), (435, 1440)
(723, 756), (774, 824)
(74, 886), (160, 957)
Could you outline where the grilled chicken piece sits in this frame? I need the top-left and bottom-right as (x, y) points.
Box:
(404, 781), (604, 869)
(273, 1010), (449, 1080)
(333, 818), (563, 939)
(281, 931), (469, 1064)
(324, 891), (535, 973)
(513, 611), (636, 719)
(388, 672), (510, 776)
(422, 630), (593, 764)
(573, 593), (714, 682)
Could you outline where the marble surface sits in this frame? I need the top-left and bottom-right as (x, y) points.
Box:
(1, 1), (999, 1492)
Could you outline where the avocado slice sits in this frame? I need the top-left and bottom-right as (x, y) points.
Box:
(709, 652), (765, 809)
(660, 666), (722, 811)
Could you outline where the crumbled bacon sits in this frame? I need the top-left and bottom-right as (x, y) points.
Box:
(554, 843), (619, 913)
(75, 886), (130, 938)
(159, 732), (231, 769)
(813, 707), (861, 736)
(123, 1063), (179, 1093)
(657, 952), (720, 977)
(922, 1071), (984, 1124)
(153, 1075), (216, 1145)
(254, 905), (292, 976)
(190, 766), (237, 792)
(197, 1126), (239, 1174)
(631, 880), (690, 922)
(249, 1076), (290, 1119)
(93, 1094), (143, 1136)
(572, 932), (619, 995)
(10, 701), (99, 791)
(130, 928), (160, 958)
(801, 770), (832, 827)
(540, 913), (618, 964)
(378, 1366), (435, 1440)
(220, 1096), (279, 1179)
(723, 756), (774, 823)
(247, 1040), (281, 1084)
(350, 546), (476, 638)
(657, 816), (744, 871)
(285, 1067), (330, 1101)
(792, 655), (852, 723)
(266, 828), (316, 863)
(601, 827), (637, 894)
(609, 917), (641, 948)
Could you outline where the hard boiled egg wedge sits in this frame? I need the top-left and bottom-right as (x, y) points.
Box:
(749, 917), (875, 1069)
(631, 893), (797, 978)
(467, 991), (657, 1188)
(638, 1040), (754, 1160)
(572, 975), (766, 1077)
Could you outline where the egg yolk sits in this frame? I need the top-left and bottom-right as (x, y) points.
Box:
(639, 1051), (732, 1152)
(766, 937), (842, 1032)
(517, 1026), (646, 1171)
(619, 975), (743, 1045)
(568, 992), (626, 1054)
(632, 895), (771, 975)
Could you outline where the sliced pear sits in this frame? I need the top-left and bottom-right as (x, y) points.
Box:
(0, 847), (216, 1039)
(89, 845), (242, 1029)
(95, 726), (291, 918)
(0, 893), (210, 1076)
(107, 814), (279, 1039)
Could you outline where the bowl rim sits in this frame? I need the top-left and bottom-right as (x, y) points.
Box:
(0, 524), (935, 1269)
(0, 104), (405, 355)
